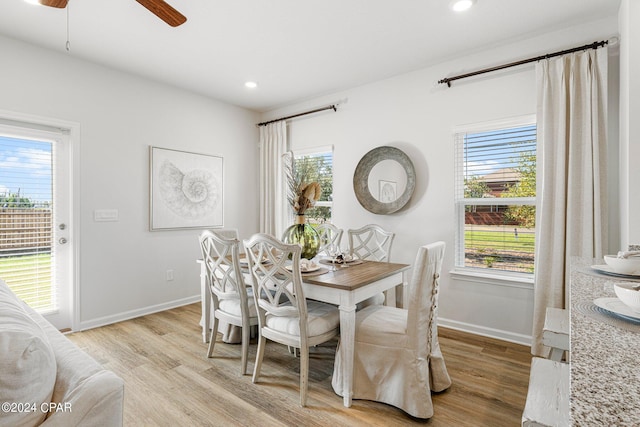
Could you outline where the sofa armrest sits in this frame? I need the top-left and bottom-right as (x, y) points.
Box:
(28, 308), (124, 426)
(41, 370), (124, 427)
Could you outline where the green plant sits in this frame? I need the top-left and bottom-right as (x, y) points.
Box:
(484, 256), (497, 268)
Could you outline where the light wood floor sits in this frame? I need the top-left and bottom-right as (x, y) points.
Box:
(66, 303), (532, 427)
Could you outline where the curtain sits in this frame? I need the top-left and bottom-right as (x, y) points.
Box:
(259, 121), (288, 237)
(531, 47), (608, 356)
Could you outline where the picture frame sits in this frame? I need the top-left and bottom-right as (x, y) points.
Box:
(378, 179), (397, 203)
(149, 146), (223, 231)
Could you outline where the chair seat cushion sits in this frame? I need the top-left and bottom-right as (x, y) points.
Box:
(355, 304), (408, 347)
(266, 300), (339, 337)
(218, 295), (257, 318)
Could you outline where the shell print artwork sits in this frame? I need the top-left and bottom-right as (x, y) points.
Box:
(158, 160), (220, 219)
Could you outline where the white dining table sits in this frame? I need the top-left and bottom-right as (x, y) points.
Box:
(197, 258), (410, 407)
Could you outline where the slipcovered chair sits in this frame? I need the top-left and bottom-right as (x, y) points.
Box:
(199, 229), (258, 375)
(315, 223), (343, 257)
(332, 241), (450, 419)
(348, 224), (395, 307)
(243, 233), (340, 406)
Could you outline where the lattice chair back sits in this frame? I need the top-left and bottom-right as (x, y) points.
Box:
(315, 223), (344, 256)
(199, 230), (244, 300)
(348, 224), (395, 262)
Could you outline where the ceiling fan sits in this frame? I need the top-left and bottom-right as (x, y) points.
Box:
(38, 0), (187, 27)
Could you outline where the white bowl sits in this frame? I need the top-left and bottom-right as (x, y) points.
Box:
(614, 282), (640, 313)
(604, 255), (640, 274)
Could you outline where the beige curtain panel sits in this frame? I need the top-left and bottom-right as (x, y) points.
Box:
(259, 121), (288, 237)
(531, 47), (608, 357)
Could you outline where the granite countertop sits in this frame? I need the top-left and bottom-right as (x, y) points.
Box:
(570, 258), (640, 426)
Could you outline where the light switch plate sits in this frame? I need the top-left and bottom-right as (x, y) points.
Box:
(94, 209), (119, 222)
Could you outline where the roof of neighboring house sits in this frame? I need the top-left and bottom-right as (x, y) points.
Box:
(482, 168), (521, 183)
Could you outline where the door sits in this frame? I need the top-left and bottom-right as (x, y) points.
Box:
(0, 122), (74, 330)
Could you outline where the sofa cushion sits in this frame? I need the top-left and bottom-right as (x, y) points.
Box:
(0, 279), (57, 427)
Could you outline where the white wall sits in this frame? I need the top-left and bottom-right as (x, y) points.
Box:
(619, 0), (640, 248)
(263, 17), (619, 344)
(0, 36), (260, 330)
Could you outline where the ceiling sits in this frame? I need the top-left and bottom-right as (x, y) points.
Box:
(0, 0), (620, 112)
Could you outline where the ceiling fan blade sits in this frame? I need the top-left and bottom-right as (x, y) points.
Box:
(39, 0), (69, 7)
(134, 0), (187, 27)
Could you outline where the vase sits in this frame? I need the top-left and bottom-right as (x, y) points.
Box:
(282, 214), (320, 259)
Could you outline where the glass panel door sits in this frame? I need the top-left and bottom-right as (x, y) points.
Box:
(0, 125), (72, 330)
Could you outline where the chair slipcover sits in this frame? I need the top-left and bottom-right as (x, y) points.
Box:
(199, 230), (258, 375)
(243, 233), (340, 406)
(332, 241), (450, 419)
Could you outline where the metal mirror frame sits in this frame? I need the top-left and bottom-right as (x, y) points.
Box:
(353, 146), (416, 214)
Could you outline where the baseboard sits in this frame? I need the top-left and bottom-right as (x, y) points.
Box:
(76, 295), (201, 332)
(438, 316), (532, 347)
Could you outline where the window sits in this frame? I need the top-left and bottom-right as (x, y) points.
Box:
(454, 117), (536, 275)
(0, 135), (54, 310)
(293, 146), (333, 224)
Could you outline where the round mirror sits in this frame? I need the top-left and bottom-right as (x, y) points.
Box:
(353, 146), (416, 214)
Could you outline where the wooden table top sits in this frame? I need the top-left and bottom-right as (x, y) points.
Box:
(301, 260), (410, 290)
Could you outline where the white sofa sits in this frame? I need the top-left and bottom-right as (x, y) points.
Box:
(0, 278), (124, 426)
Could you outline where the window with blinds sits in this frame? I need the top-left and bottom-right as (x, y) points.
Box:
(294, 147), (333, 224)
(454, 120), (536, 274)
(0, 135), (55, 310)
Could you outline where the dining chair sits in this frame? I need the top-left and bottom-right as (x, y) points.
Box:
(315, 223), (343, 257)
(243, 233), (340, 406)
(348, 224), (394, 262)
(331, 241), (451, 419)
(348, 224), (395, 307)
(199, 230), (258, 375)
(207, 228), (249, 344)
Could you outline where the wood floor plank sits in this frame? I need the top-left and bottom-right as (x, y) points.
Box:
(66, 303), (531, 426)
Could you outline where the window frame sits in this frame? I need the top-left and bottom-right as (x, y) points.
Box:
(292, 145), (334, 223)
(453, 115), (537, 282)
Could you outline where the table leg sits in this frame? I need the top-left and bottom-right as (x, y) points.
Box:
(338, 304), (357, 407)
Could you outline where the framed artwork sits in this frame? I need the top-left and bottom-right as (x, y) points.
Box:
(150, 146), (223, 231)
(378, 180), (397, 203)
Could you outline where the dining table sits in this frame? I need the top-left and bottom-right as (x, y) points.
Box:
(570, 257), (640, 425)
(198, 257), (410, 408)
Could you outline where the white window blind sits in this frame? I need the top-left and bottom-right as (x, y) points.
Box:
(294, 146), (333, 223)
(454, 121), (536, 274)
(0, 135), (55, 311)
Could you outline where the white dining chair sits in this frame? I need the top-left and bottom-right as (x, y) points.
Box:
(206, 228), (248, 344)
(243, 233), (340, 406)
(199, 230), (258, 375)
(332, 241), (451, 419)
(315, 223), (343, 257)
(348, 224), (395, 307)
(348, 224), (394, 262)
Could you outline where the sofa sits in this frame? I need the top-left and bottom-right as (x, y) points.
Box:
(0, 278), (124, 426)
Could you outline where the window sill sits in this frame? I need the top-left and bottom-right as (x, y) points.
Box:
(450, 268), (534, 290)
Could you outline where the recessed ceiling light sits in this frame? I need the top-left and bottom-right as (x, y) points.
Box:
(451, 0), (476, 12)
(244, 81), (258, 89)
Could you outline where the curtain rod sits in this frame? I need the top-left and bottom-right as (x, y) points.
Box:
(256, 104), (338, 127)
(438, 40), (609, 87)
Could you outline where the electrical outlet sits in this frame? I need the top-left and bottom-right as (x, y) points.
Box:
(166, 269), (174, 281)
